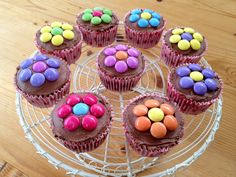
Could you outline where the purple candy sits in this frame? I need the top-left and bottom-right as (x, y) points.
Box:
(188, 64), (202, 71)
(179, 77), (194, 89)
(176, 66), (191, 77)
(205, 78), (217, 91)
(115, 45), (128, 51)
(35, 54), (48, 61)
(46, 58), (61, 68)
(127, 57), (139, 69)
(181, 32), (193, 41)
(193, 82), (207, 95)
(44, 68), (59, 81)
(115, 61), (128, 73)
(30, 73), (45, 87)
(127, 48), (140, 57)
(202, 68), (215, 78)
(32, 61), (47, 73)
(104, 56), (116, 67)
(19, 68), (32, 82)
(20, 58), (33, 69)
(103, 48), (116, 55)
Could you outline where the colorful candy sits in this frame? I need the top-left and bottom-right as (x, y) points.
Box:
(169, 35), (181, 43)
(115, 61), (128, 73)
(57, 104), (72, 118)
(127, 57), (139, 69)
(20, 58), (33, 69)
(148, 108), (164, 122)
(179, 77), (194, 89)
(176, 66), (191, 77)
(83, 94), (98, 106)
(19, 69), (32, 82)
(90, 103), (105, 117)
(64, 115), (80, 131)
(104, 56), (116, 67)
(115, 51), (128, 60)
(133, 104), (148, 116)
(51, 35), (64, 46)
(190, 71), (204, 81)
(178, 40), (190, 50)
(163, 115), (178, 131)
(193, 82), (207, 95)
(30, 73), (45, 87)
(32, 61), (47, 73)
(82, 115), (98, 131)
(44, 68), (59, 81)
(150, 122), (167, 138)
(144, 99), (160, 108)
(160, 103), (175, 115)
(66, 94), (81, 106)
(46, 58), (60, 68)
(135, 116), (151, 131)
(190, 39), (201, 50)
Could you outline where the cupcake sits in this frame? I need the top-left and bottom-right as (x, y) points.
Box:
(76, 7), (119, 47)
(161, 27), (207, 67)
(124, 8), (166, 49)
(51, 92), (112, 153)
(123, 93), (184, 157)
(14, 54), (70, 107)
(35, 21), (83, 64)
(97, 44), (145, 92)
(167, 63), (222, 114)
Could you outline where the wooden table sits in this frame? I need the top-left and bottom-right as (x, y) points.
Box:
(0, 0), (235, 176)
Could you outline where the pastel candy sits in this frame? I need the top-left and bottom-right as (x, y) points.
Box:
(104, 56), (116, 67)
(127, 48), (140, 57)
(169, 35), (181, 43)
(62, 23), (73, 30)
(131, 9), (142, 15)
(149, 18), (160, 27)
(138, 19), (149, 28)
(164, 115), (178, 131)
(57, 104), (72, 118)
(20, 58), (33, 69)
(51, 22), (62, 28)
(104, 47), (116, 55)
(115, 61), (128, 73)
(91, 16), (102, 25)
(190, 39), (201, 50)
(188, 64), (202, 71)
(141, 12), (151, 20)
(82, 13), (93, 21)
(83, 94), (98, 106)
(150, 122), (167, 138)
(178, 40), (190, 50)
(202, 68), (215, 78)
(179, 77), (194, 89)
(135, 116), (151, 131)
(51, 35), (64, 46)
(73, 103), (89, 116)
(151, 12), (161, 19)
(144, 99), (160, 108)
(101, 14), (112, 23)
(193, 32), (203, 42)
(90, 103), (105, 117)
(64, 115), (80, 131)
(115, 51), (128, 60)
(93, 10), (103, 17)
(181, 32), (193, 41)
(129, 14), (139, 22)
(63, 30), (74, 40)
(127, 57), (139, 69)
(32, 61), (47, 73)
(184, 27), (195, 34)
(160, 103), (175, 115)
(40, 32), (52, 42)
(190, 71), (204, 81)
(93, 7), (104, 11)
(176, 66), (191, 77)
(103, 9), (112, 16)
(19, 68), (32, 82)
(205, 78), (217, 91)
(143, 9), (153, 13)
(133, 104), (148, 116)
(148, 108), (164, 122)
(46, 58), (61, 68)
(35, 55), (48, 61)
(51, 27), (63, 35)
(40, 26), (52, 33)
(115, 45), (128, 51)
(44, 68), (59, 81)
(30, 73), (45, 87)
(193, 82), (207, 95)
(82, 115), (98, 131)
(172, 28), (184, 35)
(84, 8), (93, 14)
(66, 94), (81, 106)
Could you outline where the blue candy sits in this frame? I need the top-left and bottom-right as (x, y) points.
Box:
(19, 68), (32, 82)
(46, 58), (61, 68)
(205, 78), (217, 91)
(188, 64), (202, 71)
(149, 18), (160, 27)
(20, 58), (33, 69)
(181, 32), (193, 41)
(138, 19), (149, 28)
(129, 14), (139, 22)
(152, 12), (161, 19)
(30, 73), (45, 87)
(143, 9), (153, 13)
(193, 82), (207, 95)
(34, 54), (48, 61)
(131, 9), (142, 15)
(73, 103), (89, 116)
(179, 77), (194, 89)
(202, 68), (215, 78)
(44, 68), (59, 81)
(176, 66), (191, 77)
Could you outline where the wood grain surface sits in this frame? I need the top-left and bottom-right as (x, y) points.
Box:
(0, 0), (236, 176)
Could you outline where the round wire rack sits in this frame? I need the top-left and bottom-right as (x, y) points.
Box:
(16, 23), (223, 177)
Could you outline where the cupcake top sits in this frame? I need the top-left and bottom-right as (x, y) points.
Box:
(125, 8), (165, 31)
(164, 27), (207, 56)
(97, 44), (145, 77)
(76, 7), (119, 31)
(16, 54), (70, 95)
(170, 63), (222, 101)
(123, 94), (184, 145)
(51, 92), (111, 142)
(36, 21), (82, 51)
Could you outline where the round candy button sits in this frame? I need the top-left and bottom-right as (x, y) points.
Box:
(40, 32), (52, 42)
(190, 39), (201, 50)
(149, 18), (160, 27)
(135, 116), (151, 131)
(51, 22), (62, 28)
(193, 32), (203, 42)
(169, 34), (181, 43)
(30, 73), (45, 87)
(46, 58), (61, 68)
(150, 122), (167, 138)
(51, 35), (64, 46)
(19, 68), (32, 82)
(172, 28), (184, 35)
(176, 66), (191, 77)
(138, 19), (149, 28)
(202, 68), (215, 78)
(144, 99), (160, 108)
(82, 13), (93, 21)
(103, 9), (112, 16)
(115, 61), (128, 73)
(127, 57), (139, 69)
(193, 82), (207, 95)
(91, 16), (102, 25)
(143, 9), (153, 13)
(90, 103), (105, 118)
(115, 45), (128, 51)
(104, 47), (116, 55)
(20, 58), (33, 69)
(66, 94), (81, 106)
(127, 48), (140, 57)
(129, 14), (139, 22)
(104, 56), (116, 67)
(64, 115), (80, 131)
(148, 108), (164, 122)
(190, 71), (204, 81)
(188, 64), (202, 71)
(83, 94), (98, 106)
(32, 61), (47, 73)
(51, 27), (63, 35)
(178, 40), (190, 50)
(82, 115), (98, 131)
(62, 23), (73, 30)
(44, 68), (59, 81)
(181, 32), (193, 41)
(205, 78), (217, 91)
(73, 103), (89, 116)
(133, 104), (148, 116)
(179, 77), (194, 89)
(84, 8), (93, 14)
(40, 26), (52, 33)
(101, 14), (112, 23)
(35, 55), (48, 61)
(163, 115), (178, 131)
(151, 12), (161, 19)
(160, 103), (175, 115)
(184, 27), (195, 34)
(63, 30), (74, 40)
(131, 9), (142, 15)
(141, 12), (151, 20)
(93, 10), (103, 17)
(115, 51), (128, 60)
(57, 104), (72, 118)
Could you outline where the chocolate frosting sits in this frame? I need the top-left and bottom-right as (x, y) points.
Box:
(51, 93), (111, 142)
(123, 95), (184, 146)
(16, 57), (70, 96)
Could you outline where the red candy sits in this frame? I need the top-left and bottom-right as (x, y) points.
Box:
(82, 115), (98, 131)
(92, 11), (103, 17)
(64, 115), (80, 131)
(83, 94), (98, 106)
(66, 94), (81, 106)
(57, 104), (72, 118)
(90, 103), (105, 117)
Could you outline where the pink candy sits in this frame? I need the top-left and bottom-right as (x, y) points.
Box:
(64, 115), (80, 131)
(93, 11), (103, 17)
(83, 94), (98, 106)
(82, 115), (98, 131)
(90, 103), (105, 118)
(66, 94), (81, 106)
(32, 61), (47, 73)
(57, 104), (72, 118)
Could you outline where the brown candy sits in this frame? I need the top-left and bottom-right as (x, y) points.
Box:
(135, 116), (151, 131)
(144, 99), (160, 108)
(163, 115), (178, 131)
(150, 122), (167, 138)
(115, 51), (128, 60)
(160, 103), (175, 115)
(133, 104), (148, 116)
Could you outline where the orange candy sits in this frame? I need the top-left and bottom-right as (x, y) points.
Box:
(133, 104), (148, 116)
(144, 99), (160, 108)
(163, 115), (178, 131)
(160, 103), (175, 115)
(135, 116), (151, 131)
(150, 122), (167, 138)
(115, 51), (128, 60)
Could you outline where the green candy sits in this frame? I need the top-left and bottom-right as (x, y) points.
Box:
(82, 13), (93, 21)
(101, 14), (112, 23)
(103, 9), (112, 16)
(51, 27), (63, 35)
(94, 7), (104, 11)
(91, 17), (102, 25)
(84, 8), (93, 14)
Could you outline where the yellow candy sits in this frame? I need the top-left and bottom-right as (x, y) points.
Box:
(178, 40), (190, 50)
(40, 26), (52, 33)
(190, 71), (204, 81)
(172, 28), (184, 35)
(148, 108), (164, 122)
(51, 35), (64, 46)
(40, 32), (52, 42)
(63, 30), (74, 40)
(184, 27), (195, 34)
(141, 12), (151, 20)
(169, 35), (181, 43)
(51, 21), (62, 28)
(190, 39), (201, 50)
(62, 23), (73, 30)
(193, 32), (203, 42)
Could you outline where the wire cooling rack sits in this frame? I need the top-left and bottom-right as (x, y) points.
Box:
(16, 23), (223, 177)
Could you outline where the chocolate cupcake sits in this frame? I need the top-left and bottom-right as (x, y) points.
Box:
(97, 44), (145, 92)
(35, 21), (83, 64)
(124, 8), (166, 49)
(76, 7), (119, 47)
(123, 93), (184, 157)
(167, 63), (222, 114)
(51, 92), (112, 153)
(161, 27), (207, 67)
(15, 54), (70, 107)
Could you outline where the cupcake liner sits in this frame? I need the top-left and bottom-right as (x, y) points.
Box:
(123, 93), (184, 157)
(161, 28), (208, 67)
(124, 11), (166, 49)
(167, 64), (223, 114)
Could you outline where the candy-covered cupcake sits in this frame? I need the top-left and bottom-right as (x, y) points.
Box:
(35, 22), (83, 64)
(14, 54), (70, 107)
(167, 63), (222, 114)
(124, 8), (166, 49)
(76, 7), (119, 47)
(161, 27), (207, 67)
(97, 44), (145, 92)
(123, 93), (184, 157)
(51, 92), (112, 153)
